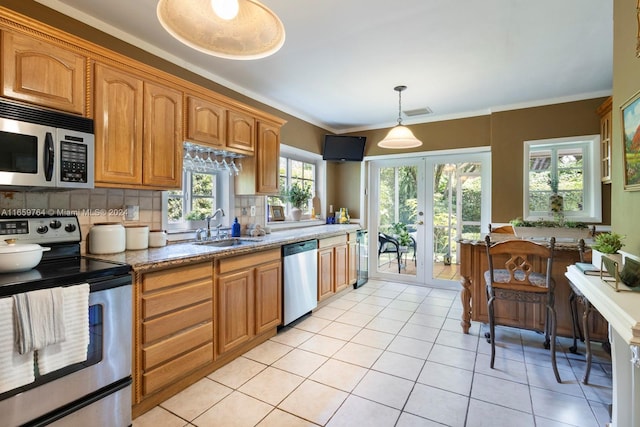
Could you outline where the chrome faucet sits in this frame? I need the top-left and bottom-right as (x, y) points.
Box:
(205, 209), (225, 240)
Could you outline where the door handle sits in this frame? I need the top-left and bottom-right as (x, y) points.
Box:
(417, 220), (424, 225)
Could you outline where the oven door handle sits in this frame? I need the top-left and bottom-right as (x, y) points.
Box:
(44, 131), (55, 182)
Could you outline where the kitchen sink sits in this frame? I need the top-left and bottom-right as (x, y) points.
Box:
(194, 238), (244, 247)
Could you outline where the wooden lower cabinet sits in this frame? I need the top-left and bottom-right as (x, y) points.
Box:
(216, 248), (282, 357)
(318, 247), (334, 301)
(317, 235), (349, 301)
(133, 251), (282, 418)
(135, 261), (214, 409)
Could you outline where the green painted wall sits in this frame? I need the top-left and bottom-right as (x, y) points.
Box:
(612, 0), (640, 254)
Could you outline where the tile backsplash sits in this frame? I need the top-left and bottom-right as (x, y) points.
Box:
(0, 189), (162, 253)
(1, 189), (268, 252)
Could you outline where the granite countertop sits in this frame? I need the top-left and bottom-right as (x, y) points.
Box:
(87, 224), (361, 272)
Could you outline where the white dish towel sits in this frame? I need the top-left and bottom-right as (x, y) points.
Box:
(0, 297), (35, 394)
(13, 287), (66, 355)
(37, 284), (90, 375)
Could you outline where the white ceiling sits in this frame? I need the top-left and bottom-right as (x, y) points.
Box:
(35, 0), (613, 134)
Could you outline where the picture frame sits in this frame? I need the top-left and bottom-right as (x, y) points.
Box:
(270, 205), (285, 221)
(621, 89), (640, 191)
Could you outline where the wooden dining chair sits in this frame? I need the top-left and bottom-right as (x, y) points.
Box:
(484, 235), (561, 383)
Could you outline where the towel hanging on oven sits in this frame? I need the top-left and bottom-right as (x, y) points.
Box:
(37, 284), (90, 375)
(13, 287), (66, 355)
(0, 297), (35, 394)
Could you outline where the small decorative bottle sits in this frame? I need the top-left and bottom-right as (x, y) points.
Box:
(231, 217), (241, 237)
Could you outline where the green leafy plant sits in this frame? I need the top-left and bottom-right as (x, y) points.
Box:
(508, 217), (587, 229)
(281, 182), (312, 209)
(388, 222), (412, 247)
(592, 232), (625, 254)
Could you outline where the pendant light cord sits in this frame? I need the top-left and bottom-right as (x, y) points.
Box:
(394, 85), (407, 125)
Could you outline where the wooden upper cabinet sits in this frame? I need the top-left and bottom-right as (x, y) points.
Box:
(143, 82), (183, 188)
(597, 96), (612, 183)
(235, 120), (281, 195)
(256, 121), (280, 194)
(93, 62), (143, 185)
(2, 30), (86, 114)
(227, 109), (255, 154)
(186, 95), (225, 148)
(93, 61), (182, 189)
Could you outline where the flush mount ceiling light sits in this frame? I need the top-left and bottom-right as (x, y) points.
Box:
(157, 0), (285, 60)
(377, 85), (423, 149)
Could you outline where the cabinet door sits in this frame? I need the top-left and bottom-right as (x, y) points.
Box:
(186, 95), (225, 147)
(256, 121), (280, 194)
(227, 109), (255, 154)
(94, 63), (143, 185)
(143, 81), (183, 188)
(2, 31), (86, 114)
(598, 98), (612, 183)
(318, 247), (334, 301)
(348, 240), (358, 285)
(334, 243), (349, 293)
(217, 269), (254, 355)
(255, 260), (282, 334)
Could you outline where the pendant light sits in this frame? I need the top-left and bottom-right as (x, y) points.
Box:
(377, 85), (423, 149)
(157, 0), (285, 60)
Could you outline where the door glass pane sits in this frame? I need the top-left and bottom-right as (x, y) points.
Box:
(432, 162), (482, 281)
(377, 165), (417, 277)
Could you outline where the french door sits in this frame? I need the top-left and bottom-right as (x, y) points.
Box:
(369, 150), (490, 287)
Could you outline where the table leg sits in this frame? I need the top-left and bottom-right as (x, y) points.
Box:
(582, 301), (592, 384)
(460, 274), (472, 334)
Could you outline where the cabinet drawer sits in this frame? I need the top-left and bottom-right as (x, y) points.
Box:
(143, 300), (212, 343)
(218, 248), (280, 274)
(142, 281), (212, 319)
(318, 235), (347, 248)
(143, 322), (213, 369)
(142, 342), (214, 395)
(142, 262), (212, 293)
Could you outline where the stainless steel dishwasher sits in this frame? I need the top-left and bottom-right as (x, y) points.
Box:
(282, 240), (318, 325)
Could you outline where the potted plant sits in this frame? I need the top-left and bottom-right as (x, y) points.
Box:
(281, 182), (312, 221)
(591, 232), (625, 268)
(389, 222), (412, 248)
(548, 176), (563, 215)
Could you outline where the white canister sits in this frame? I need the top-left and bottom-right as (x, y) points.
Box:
(125, 225), (149, 250)
(89, 223), (126, 254)
(148, 230), (167, 248)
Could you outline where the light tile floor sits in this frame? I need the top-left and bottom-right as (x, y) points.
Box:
(133, 279), (612, 427)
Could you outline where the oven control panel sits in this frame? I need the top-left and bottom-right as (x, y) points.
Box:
(0, 215), (81, 244)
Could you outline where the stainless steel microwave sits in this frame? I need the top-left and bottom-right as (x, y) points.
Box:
(0, 98), (94, 190)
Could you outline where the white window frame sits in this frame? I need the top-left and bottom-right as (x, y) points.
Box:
(523, 134), (601, 223)
(162, 169), (222, 232)
(267, 144), (325, 227)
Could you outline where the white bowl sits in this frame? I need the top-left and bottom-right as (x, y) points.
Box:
(0, 240), (51, 273)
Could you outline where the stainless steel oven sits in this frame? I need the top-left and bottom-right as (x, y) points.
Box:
(0, 215), (131, 427)
(0, 98), (94, 190)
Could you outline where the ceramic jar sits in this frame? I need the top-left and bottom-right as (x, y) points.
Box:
(89, 223), (126, 254)
(148, 230), (167, 247)
(125, 225), (149, 250)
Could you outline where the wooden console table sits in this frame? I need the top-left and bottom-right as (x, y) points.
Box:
(459, 238), (608, 340)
